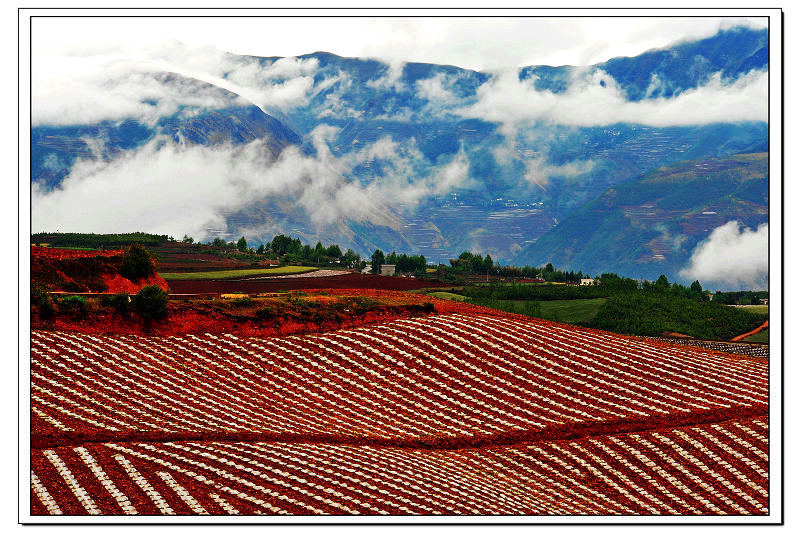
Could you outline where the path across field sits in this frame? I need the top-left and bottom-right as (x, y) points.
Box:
(238, 269), (351, 280)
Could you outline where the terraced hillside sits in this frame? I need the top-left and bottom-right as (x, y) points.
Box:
(513, 152), (768, 281)
(30, 313), (769, 516)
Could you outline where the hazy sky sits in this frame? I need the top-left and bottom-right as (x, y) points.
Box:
(32, 16), (767, 71)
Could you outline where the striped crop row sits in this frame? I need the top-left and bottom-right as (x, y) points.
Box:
(30, 314), (769, 516)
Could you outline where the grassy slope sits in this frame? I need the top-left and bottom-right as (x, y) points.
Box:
(736, 305), (769, 314)
(743, 328), (769, 343)
(427, 292), (468, 301)
(538, 298), (608, 324)
(592, 292), (768, 341)
(160, 266), (317, 280)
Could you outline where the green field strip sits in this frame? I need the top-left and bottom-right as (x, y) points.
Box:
(160, 266), (317, 280)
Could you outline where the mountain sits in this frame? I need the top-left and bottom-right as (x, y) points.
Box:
(521, 25), (768, 99)
(31, 73), (303, 190)
(511, 152), (768, 281)
(31, 26), (769, 278)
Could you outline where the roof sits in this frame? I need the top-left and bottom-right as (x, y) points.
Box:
(29, 314), (769, 516)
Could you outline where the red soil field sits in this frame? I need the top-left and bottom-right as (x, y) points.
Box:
(31, 246), (125, 259)
(30, 313), (769, 516)
(149, 242), (280, 272)
(166, 272), (434, 294)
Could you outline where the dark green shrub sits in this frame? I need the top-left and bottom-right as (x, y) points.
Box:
(121, 244), (156, 280)
(347, 297), (379, 315)
(32, 284), (55, 317)
(255, 304), (278, 319)
(31, 284), (49, 306)
(59, 295), (87, 315)
(232, 297), (255, 308)
(132, 285), (169, 320)
(100, 292), (131, 314)
(422, 302), (435, 313)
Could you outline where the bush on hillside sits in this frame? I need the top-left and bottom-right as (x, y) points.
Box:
(58, 295), (87, 316)
(100, 292), (131, 314)
(121, 244), (156, 281)
(132, 285), (169, 320)
(31, 284), (55, 317)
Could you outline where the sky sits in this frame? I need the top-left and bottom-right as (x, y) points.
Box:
(32, 16), (767, 72)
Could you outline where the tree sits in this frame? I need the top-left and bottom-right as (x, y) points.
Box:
(270, 234), (295, 256)
(689, 280), (704, 300)
(370, 249), (385, 274)
(132, 285), (169, 320)
(181, 235), (194, 244)
(326, 244), (343, 259)
(256, 244), (265, 255)
(343, 248), (360, 267)
(237, 236), (247, 252)
(655, 274), (670, 291)
(416, 255), (427, 273)
(121, 244), (155, 280)
(212, 237), (227, 248)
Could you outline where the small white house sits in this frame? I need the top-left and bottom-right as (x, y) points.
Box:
(580, 278), (596, 286)
(380, 264), (396, 276)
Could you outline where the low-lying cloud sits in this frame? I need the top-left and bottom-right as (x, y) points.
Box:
(523, 157), (596, 188)
(679, 221), (769, 289)
(31, 128), (472, 241)
(457, 68), (767, 133)
(33, 43), (325, 126)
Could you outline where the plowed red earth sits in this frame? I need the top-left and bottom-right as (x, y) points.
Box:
(30, 313), (769, 516)
(31, 247), (125, 259)
(166, 273), (432, 293)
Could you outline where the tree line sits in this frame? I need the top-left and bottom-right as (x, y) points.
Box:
(368, 249), (428, 276)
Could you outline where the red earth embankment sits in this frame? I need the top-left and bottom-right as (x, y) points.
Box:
(30, 289), (503, 338)
(31, 246), (167, 294)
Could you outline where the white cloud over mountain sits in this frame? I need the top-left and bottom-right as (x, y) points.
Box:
(457, 68), (767, 132)
(31, 129), (472, 241)
(679, 221), (769, 289)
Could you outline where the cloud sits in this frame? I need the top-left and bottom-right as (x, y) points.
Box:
(367, 59), (407, 92)
(32, 42), (323, 126)
(32, 60), (246, 126)
(679, 221), (769, 289)
(31, 129), (472, 241)
(415, 73), (457, 103)
(457, 68), (767, 133)
(523, 157), (596, 188)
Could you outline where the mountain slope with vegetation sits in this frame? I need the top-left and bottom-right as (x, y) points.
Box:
(511, 152), (768, 281)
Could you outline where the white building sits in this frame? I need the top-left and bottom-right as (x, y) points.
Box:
(580, 278), (596, 286)
(380, 264), (396, 276)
